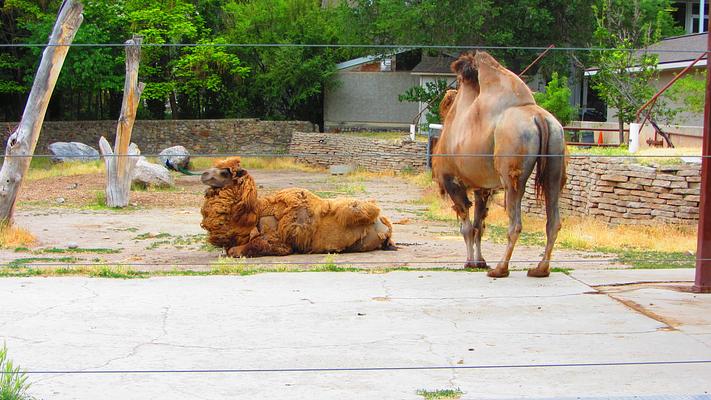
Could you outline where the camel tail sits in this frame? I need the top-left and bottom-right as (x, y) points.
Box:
(533, 116), (567, 202)
(533, 116), (550, 201)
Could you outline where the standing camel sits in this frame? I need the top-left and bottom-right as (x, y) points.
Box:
(432, 51), (567, 278)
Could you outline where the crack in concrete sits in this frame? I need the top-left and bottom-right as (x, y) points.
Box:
(0, 280), (99, 331)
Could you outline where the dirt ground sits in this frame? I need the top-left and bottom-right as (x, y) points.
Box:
(5, 169), (619, 272)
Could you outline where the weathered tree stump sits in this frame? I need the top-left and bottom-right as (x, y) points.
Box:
(0, 0), (84, 224)
(99, 36), (145, 208)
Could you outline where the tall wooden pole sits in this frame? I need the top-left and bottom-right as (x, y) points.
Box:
(98, 36), (144, 208)
(694, 21), (711, 293)
(0, 0), (83, 224)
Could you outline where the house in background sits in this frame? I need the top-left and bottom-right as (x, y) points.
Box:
(323, 51), (456, 131)
(582, 32), (706, 147)
(673, 0), (709, 34)
(324, 50), (420, 132)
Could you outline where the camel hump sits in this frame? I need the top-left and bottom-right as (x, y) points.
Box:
(331, 199), (381, 226)
(439, 89), (458, 121)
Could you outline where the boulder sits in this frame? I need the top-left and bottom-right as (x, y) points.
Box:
(159, 145), (190, 171)
(131, 156), (174, 187)
(48, 142), (100, 163)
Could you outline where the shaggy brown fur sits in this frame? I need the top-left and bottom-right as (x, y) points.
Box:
(200, 158), (395, 257)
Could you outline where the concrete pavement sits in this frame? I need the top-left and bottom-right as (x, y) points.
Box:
(1, 270), (710, 399)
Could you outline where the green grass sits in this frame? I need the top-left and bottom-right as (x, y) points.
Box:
(36, 247), (121, 254)
(567, 145), (701, 166)
(0, 343), (32, 400)
(133, 232), (172, 240)
(604, 248), (695, 269)
(7, 256), (79, 268)
(131, 183), (181, 192)
(416, 388), (463, 400)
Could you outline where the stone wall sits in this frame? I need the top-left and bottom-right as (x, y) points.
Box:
(2, 119), (316, 155)
(522, 157), (701, 225)
(289, 132), (427, 172)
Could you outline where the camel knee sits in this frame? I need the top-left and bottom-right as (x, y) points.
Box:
(460, 223), (474, 237)
(508, 223), (522, 241)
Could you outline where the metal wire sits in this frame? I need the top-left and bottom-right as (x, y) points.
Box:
(0, 258), (702, 268)
(0, 42), (709, 53)
(11, 359), (711, 375)
(0, 153), (708, 159)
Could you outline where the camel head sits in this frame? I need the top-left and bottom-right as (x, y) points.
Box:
(201, 157), (248, 188)
(451, 52), (479, 85)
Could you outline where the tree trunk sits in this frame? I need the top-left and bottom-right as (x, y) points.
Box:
(618, 114), (625, 146)
(0, 0), (83, 225)
(99, 36), (145, 208)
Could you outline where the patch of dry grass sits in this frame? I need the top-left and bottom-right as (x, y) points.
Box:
(0, 224), (36, 248)
(415, 182), (696, 253)
(26, 160), (104, 180)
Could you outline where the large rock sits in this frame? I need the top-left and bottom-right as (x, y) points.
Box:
(48, 142), (100, 163)
(131, 156), (174, 187)
(159, 145), (190, 171)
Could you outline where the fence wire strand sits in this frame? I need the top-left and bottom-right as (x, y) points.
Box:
(0, 153), (709, 159)
(8, 359), (711, 375)
(0, 42), (709, 53)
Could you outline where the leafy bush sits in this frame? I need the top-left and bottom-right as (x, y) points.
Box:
(0, 343), (32, 400)
(533, 72), (577, 126)
(398, 80), (450, 124)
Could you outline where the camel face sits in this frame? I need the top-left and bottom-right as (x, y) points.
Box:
(201, 167), (246, 188)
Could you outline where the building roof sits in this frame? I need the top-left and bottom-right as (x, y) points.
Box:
(335, 48), (410, 70)
(586, 33), (708, 76)
(411, 55), (457, 76)
(646, 32), (708, 66)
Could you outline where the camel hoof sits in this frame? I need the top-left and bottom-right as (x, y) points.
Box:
(464, 260), (488, 269)
(527, 267), (550, 278)
(487, 267), (509, 278)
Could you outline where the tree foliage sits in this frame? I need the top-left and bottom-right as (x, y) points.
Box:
(0, 0), (686, 127)
(533, 72), (577, 126)
(590, 0), (682, 142)
(398, 79), (450, 125)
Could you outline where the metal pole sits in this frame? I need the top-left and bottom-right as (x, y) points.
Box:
(694, 22), (711, 293)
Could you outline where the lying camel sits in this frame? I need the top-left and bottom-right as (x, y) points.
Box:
(200, 157), (395, 257)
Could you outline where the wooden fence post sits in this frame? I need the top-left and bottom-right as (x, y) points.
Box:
(99, 36), (145, 208)
(0, 0), (84, 224)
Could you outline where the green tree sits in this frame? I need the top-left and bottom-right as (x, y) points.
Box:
(398, 79), (450, 125)
(590, 0), (682, 143)
(173, 38), (249, 118)
(222, 0), (343, 122)
(533, 72), (577, 126)
(668, 70), (706, 115)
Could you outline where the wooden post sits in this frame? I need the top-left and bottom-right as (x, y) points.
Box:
(99, 36), (145, 208)
(0, 0), (83, 224)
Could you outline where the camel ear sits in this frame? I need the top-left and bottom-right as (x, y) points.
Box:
(233, 168), (247, 178)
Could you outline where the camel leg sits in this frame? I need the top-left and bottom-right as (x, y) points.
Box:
(470, 189), (492, 268)
(488, 184), (522, 278)
(528, 158), (564, 278)
(442, 177), (476, 268)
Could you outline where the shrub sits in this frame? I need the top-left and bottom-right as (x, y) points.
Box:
(0, 343), (32, 400)
(533, 72), (577, 126)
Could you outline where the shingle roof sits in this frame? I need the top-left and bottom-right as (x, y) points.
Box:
(644, 32), (707, 65)
(411, 55), (457, 75)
